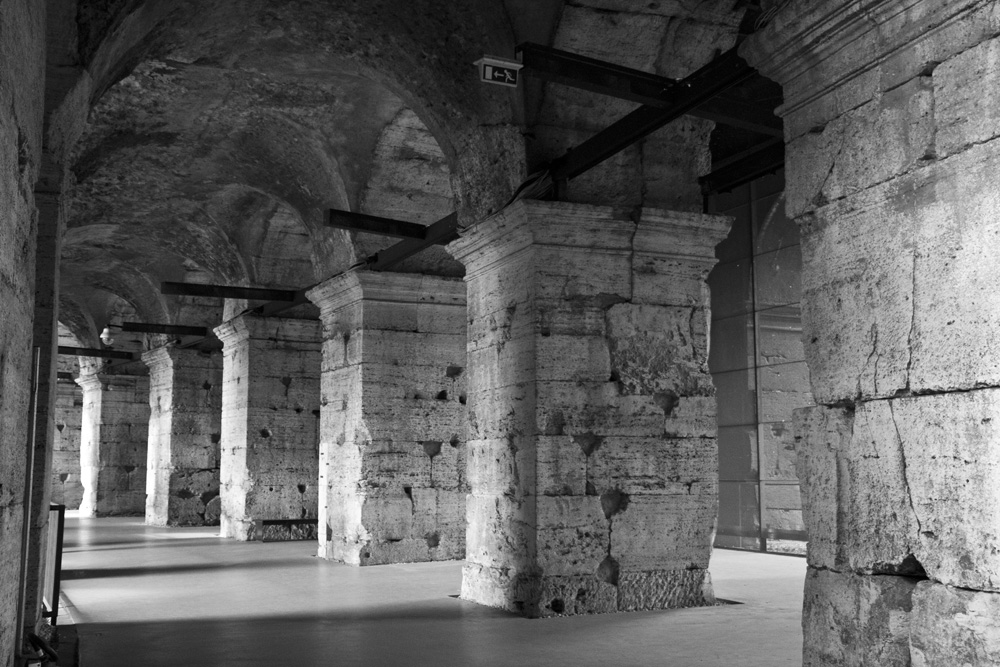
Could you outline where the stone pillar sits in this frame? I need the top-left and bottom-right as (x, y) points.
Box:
(76, 371), (151, 517)
(447, 199), (728, 617)
(143, 346), (223, 526)
(51, 376), (83, 508)
(214, 315), (320, 541)
(743, 2), (1000, 663)
(306, 272), (467, 565)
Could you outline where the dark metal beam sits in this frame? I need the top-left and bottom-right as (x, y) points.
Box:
(366, 212), (459, 272)
(517, 43), (782, 138)
(249, 290), (310, 318)
(57, 346), (135, 360)
(549, 47), (761, 182)
(325, 210), (430, 241)
(160, 282), (299, 302)
(121, 322), (211, 337)
(56, 372), (75, 381)
(700, 140), (784, 194)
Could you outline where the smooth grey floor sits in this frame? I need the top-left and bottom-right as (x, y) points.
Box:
(60, 513), (805, 666)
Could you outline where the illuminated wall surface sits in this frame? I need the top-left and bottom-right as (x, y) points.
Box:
(707, 170), (811, 554)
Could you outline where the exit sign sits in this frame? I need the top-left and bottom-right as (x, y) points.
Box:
(474, 56), (523, 87)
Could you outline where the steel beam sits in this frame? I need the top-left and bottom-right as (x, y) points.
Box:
(57, 346), (135, 360)
(160, 282), (299, 301)
(549, 47), (762, 182)
(366, 212), (459, 272)
(121, 322), (210, 337)
(517, 43), (782, 138)
(700, 140), (784, 194)
(325, 210), (430, 241)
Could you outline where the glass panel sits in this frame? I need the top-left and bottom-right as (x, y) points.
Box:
(757, 361), (813, 423)
(708, 181), (750, 214)
(708, 259), (753, 319)
(752, 170), (784, 199)
(715, 481), (761, 551)
(709, 313), (755, 374)
(714, 367), (757, 427)
(753, 244), (802, 309)
(714, 204), (752, 264)
(756, 304), (805, 367)
(753, 192), (799, 254)
(718, 425), (758, 481)
(758, 421), (797, 481)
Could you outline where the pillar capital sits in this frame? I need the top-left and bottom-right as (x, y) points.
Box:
(306, 271), (465, 322)
(214, 313), (320, 349)
(75, 372), (103, 392)
(449, 200), (728, 280)
(742, 0), (994, 137)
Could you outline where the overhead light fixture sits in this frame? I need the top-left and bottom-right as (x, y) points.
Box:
(100, 326), (115, 346)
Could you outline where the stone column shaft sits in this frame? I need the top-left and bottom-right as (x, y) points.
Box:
(143, 346), (223, 526)
(76, 371), (150, 517)
(307, 271), (468, 565)
(214, 315), (320, 541)
(743, 1), (1000, 663)
(448, 199), (728, 617)
(51, 377), (83, 508)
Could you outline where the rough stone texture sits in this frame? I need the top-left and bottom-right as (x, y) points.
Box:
(746, 0), (1000, 661)
(448, 199), (728, 616)
(51, 377), (84, 509)
(0, 0), (43, 658)
(143, 346), (223, 527)
(215, 315), (321, 541)
(76, 371), (151, 517)
(910, 581), (1000, 666)
(802, 567), (918, 667)
(307, 272), (467, 565)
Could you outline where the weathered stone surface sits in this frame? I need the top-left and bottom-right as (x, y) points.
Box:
(802, 567), (917, 667)
(449, 200), (728, 616)
(910, 581), (1000, 666)
(77, 372), (151, 517)
(215, 315), (320, 541)
(307, 272), (467, 564)
(51, 378), (84, 508)
(143, 346), (223, 526)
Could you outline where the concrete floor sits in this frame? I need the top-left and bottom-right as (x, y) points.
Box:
(59, 513), (806, 666)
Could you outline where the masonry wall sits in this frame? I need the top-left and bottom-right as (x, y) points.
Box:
(51, 378), (83, 509)
(744, 1), (1000, 663)
(0, 0), (45, 661)
(79, 373), (151, 516)
(216, 316), (320, 541)
(309, 272), (468, 565)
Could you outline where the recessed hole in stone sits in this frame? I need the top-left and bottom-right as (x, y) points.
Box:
(449, 435), (460, 448)
(600, 489), (629, 518)
(573, 431), (603, 457)
(295, 406), (303, 413)
(425, 532), (440, 548)
(123, 465), (136, 474)
(56, 423), (65, 433)
(653, 390), (679, 416)
(458, 394), (467, 405)
(297, 484), (307, 494)
(211, 432), (221, 444)
(414, 391), (426, 400)
(436, 390), (448, 400)
(59, 473), (69, 483)
(260, 428), (272, 438)
(312, 410), (321, 418)
(175, 489), (195, 499)
(403, 486), (413, 500)
(202, 381), (213, 391)
(549, 598), (565, 614)
(586, 481), (597, 496)
(597, 556), (620, 586)
(446, 365), (464, 378)
(422, 441), (442, 458)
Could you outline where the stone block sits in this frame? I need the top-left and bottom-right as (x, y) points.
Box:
(535, 495), (608, 576)
(464, 493), (534, 571)
(537, 575), (618, 616)
(611, 494), (714, 571)
(910, 581), (1000, 666)
(537, 435), (587, 496)
(934, 34), (1000, 158)
(589, 436), (716, 496)
(618, 568), (714, 612)
(802, 567), (917, 667)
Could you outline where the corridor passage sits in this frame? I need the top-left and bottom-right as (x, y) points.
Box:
(59, 513), (805, 666)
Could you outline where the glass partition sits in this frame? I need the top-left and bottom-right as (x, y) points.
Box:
(707, 169), (810, 554)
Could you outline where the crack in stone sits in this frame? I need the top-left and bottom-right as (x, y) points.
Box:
(887, 401), (922, 536)
(904, 244), (918, 393)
